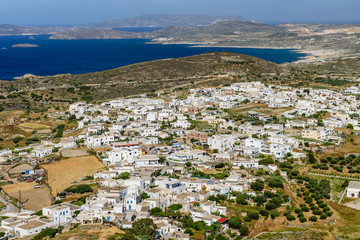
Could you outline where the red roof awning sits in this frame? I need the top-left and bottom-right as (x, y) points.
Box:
(216, 217), (228, 224)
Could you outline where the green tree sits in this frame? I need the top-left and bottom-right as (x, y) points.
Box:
(267, 178), (284, 189)
(236, 194), (248, 205)
(118, 172), (130, 180)
(228, 216), (242, 229)
(307, 151), (317, 164)
(141, 192), (150, 199)
(150, 207), (162, 216)
(132, 218), (157, 238)
(250, 179), (264, 191)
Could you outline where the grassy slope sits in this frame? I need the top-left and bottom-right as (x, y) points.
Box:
(0, 52), (285, 110)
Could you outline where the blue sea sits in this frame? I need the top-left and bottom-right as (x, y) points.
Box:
(0, 34), (306, 80)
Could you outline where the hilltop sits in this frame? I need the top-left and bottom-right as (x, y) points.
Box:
(1, 51), (358, 113)
(0, 52), (285, 111)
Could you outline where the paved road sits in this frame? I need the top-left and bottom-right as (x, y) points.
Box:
(0, 192), (19, 216)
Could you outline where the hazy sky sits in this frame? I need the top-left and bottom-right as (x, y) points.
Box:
(1, 0), (360, 26)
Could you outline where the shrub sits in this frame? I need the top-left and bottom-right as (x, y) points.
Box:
(250, 179), (264, 191)
(244, 216), (252, 222)
(236, 194), (248, 205)
(286, 214), (296, 221)
(268, 178), (284, 189)
(65, 184), (92, 194)
(320, 214), (327, 219)
(184, 229), (194, 236)
(325, 211), (333, 216)
(259, 209), (269, 217)
(247, 212), (259, 220)
(13, 136), (23, 144)
(294, 208), (302, 214)
(312, 209), (322, 215)
(168, 204), (182, 211)
(309, 216), (317, 222)
(270, 210), (280, 219)
(32, 227), (63, 240)
(299, 217), (307, 223)
(301, 206), (310, 212)
(239, 225), (249, 236)
(228, 216), (242, 229)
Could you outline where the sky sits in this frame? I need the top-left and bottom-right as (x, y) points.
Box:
(1, 0), (360, 26)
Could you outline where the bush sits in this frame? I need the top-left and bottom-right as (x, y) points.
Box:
(309, 216), (317, 222)
(267, 178), (284, 189)
(13, 136), (23, 144)
(325, 211), (333, 216)
(150, 207), (162, 216)
(168, 204), (182, 211)
(132, 218), (157, 238)
(184, 229), (194, 236)
(250, 179), (264, 191)
(239, 225), (249, 236)
(259, 209), (269, 217)
(33, 227), (63, 240)
(270, 210), (280, 219)
(247, 212), (259, 220)
(116, 172), (130, 180)
(244, 216), (252, 222)
(312, 209), (322, 215)
(301, 206), (310, 212)
(286, 214), (296, 221)
(228, 216), (242, 229)
(299, 217), (307, 223)
(236, 194), (248, 205)
(320, 214), (327, 219)
(65, 184), (92, 194)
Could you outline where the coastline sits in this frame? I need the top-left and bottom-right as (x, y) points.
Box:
(147, 39), (348, 64)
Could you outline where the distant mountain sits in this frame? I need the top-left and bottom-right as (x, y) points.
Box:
(80, 14), (248, 28)
(50, 20), (281, 40)
(50, 29), (141, 40)
(151, 20), (284, 38)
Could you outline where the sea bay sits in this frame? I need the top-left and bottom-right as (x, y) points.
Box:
(0, 35), (306, 80)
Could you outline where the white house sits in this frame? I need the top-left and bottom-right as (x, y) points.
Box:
(14, 220), (51, 238)
(244, 138), (265, 152)
(208, 135), (238, 152)
(135, 155), (160, 167)
(269, 144), (292, 159)
(346, 181), (360, 198)
(31, 147), (53, 158)
(42, 202), (81, 224)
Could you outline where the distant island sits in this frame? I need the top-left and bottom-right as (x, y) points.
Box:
(49, 29), (141, 40)
(12, 43), (39, 48)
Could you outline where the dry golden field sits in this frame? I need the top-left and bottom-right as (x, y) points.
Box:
(42, 155), (105, 196)
(2, 182), (52, 210)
